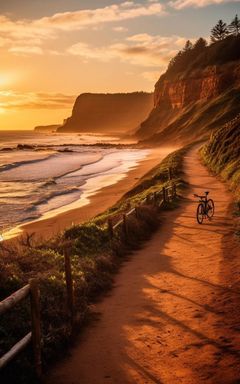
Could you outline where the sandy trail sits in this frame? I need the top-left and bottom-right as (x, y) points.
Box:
(46, 146), (240, 384)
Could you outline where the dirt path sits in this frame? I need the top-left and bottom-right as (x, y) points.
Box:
(46, 146), (240, 384)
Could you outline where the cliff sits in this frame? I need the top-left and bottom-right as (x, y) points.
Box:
(58, 92), (153, 134)
(137, 36), (240, 145)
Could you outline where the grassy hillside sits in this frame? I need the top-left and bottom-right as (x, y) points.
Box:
(201, 113), (240, 202)
(0, 145), (189, 384)
(141, 86), (240, 145)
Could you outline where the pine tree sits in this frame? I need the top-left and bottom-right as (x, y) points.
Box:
(193, 38), (208, 52)
(228, 14), (240, 36)
(211, 20), (229, 42)
(183, 40), (193, 51)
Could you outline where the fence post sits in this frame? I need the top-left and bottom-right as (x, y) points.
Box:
(29, 278), (42, 379)
(64, 249), (75, 332)
(108, 218), (113, 238)
(162, 187), (166, 203)
(166, 188), (169, 202)
(135, 206), (139, 219)
(173, 183), (177, 198)
(122, 214), (128, 238)
(153, 192), (158, 206)
(168, 167), (172, 181)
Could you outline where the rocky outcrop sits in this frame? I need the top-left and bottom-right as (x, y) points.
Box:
(34, 125), (60, 132)
(58, 92), (153, 135)
(154, 63), (240, 109)
(137, 60), (240, 143)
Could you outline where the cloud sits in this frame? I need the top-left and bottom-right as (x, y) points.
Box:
(68, 33), (189, 68)
(170, 0), (240, 9)
(0, 91), (76, 110)
(37, 2), (165, 31)
(0, 2), (165, 41)
(0, 2), (166, 56)
(113, 26), (129, 32)
(8, 46), (44, 55)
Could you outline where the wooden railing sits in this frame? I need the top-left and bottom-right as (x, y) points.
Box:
(0, 169), (177, 377)
(108, 183), (177, 236)
(0, 279), (41, 377)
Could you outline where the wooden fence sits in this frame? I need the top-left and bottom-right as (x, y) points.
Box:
(0, 279), (41, 378)
(0, 169), (177, 377)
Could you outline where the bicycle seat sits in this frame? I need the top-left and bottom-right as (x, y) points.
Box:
(205, 191), (209, 195)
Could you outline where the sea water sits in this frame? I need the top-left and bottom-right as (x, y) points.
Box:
(0, 131), (148, 234)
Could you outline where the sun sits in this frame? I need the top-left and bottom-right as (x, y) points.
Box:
(0, 75), (10, 87)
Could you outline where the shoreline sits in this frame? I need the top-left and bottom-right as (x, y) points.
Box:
(4, 147), (176, 242)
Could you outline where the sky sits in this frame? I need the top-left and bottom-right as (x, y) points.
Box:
(0, 0), (239, 130)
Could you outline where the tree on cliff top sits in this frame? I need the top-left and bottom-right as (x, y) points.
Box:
(211, 20), (229, 42)
(193, 38), (208, 52)
(183, 40), (193, 51)
(228, 14), (240, 36)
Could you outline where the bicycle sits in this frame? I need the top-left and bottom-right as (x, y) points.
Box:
(193, 191), (215, 224)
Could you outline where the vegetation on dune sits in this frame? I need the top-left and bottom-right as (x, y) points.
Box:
(166, 16), (240, 78)
(201, 113), (240, 205)
(0, 145), (189, 384)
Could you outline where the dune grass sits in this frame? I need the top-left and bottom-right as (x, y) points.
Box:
(200, 113), (240, 201)
(0, 145), (190, 384)
(200, 113), (240, 230)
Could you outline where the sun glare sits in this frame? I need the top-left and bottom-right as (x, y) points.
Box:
(0, 75), (10, 87)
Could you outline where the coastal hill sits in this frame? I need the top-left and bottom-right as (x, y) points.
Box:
(57, 92), (153, 134)
(137, 35), (240, 145)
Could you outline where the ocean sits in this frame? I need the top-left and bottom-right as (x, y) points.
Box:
(0, 131), (148, 236)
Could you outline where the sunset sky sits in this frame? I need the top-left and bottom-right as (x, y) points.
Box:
(0, 0), (238, 130)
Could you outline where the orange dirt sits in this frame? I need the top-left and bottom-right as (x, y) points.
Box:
(46, 146), (240, 384)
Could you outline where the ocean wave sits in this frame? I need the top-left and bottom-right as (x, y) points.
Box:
(0, 153), (56, 173)
(29, 185), (83, 211)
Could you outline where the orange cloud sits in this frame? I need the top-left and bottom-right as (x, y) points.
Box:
(0, 2), (166, 56)
(68, 34), (190, 68)
(170, 0), (240, 9)
(0, 91), (76, 110)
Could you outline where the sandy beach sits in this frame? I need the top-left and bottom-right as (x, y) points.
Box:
(7, 147), (176, 241)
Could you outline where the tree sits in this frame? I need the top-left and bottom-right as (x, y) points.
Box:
(211, 20), (229, 42)
(193, 37), (208, 52)
(183, 40), (193, 51)
(228, 14), (240, 36)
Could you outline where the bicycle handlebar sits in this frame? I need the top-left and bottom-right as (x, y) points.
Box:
(193, 193), (207, 199)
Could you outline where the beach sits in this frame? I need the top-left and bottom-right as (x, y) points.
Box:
(5, 147), (176, 241)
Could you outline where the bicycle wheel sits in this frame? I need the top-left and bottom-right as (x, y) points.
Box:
(197, 203), (204, 224)
(207, 199), (214, 218)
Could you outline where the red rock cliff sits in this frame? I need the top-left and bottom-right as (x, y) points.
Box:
(137, 60), (240, 143)
(154, 63), (240, 109)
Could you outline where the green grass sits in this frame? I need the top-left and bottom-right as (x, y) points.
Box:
(200, 113), (240, 228)
(0, 145), (190, 384)
(200, 113), (240, 200)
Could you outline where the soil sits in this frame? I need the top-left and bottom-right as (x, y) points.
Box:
(45, 146), (240, 384)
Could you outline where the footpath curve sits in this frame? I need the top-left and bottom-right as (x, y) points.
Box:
(46, 146), (240, 384)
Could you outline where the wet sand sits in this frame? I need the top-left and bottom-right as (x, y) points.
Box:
(8, 147), (175, 241)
